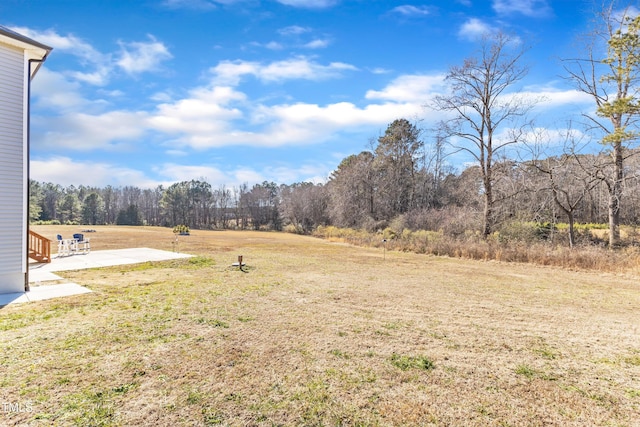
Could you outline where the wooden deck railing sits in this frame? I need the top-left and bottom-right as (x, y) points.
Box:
(29, 230), (51, 263)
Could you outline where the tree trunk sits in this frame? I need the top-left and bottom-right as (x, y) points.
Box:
(482, 180), (493, 238)
(609, 142), (623, 247)
(568, 212), (575, 249)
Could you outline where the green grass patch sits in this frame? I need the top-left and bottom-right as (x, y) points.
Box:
(389, 353), (435, 371)
(514, 364), (539, 379)
(514, 364), (557, 381)
(118, 262), (156, 272)
(202, 406), (225, 425)
(186, 256), (216, 268)
(329, 349), (351, 359)
(382, 321), (402, 330)
(532, 341), (559, 360)
(624, 355), (640, 366)
(0, 306), (70, 332)
(63, 388), (118, 427)
(112, 382), (137, 395)
(187, 389), (205, 405)
(626, 389), (640, 398)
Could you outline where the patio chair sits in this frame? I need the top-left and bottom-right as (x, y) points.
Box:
(73, 233), (91, 254)
(57, 234), (72, 257)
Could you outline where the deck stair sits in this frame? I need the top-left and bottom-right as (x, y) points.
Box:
(29, 230), (51, 263)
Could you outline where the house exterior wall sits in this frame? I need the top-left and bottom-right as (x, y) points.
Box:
(0, 41), (27, 293)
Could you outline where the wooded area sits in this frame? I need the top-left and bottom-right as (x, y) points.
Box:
(28, 5), (640, 248)
(28, 121), (640, 247)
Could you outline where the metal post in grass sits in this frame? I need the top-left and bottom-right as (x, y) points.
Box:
(382, 239), (387, 260)
(233, 255), (245, 271)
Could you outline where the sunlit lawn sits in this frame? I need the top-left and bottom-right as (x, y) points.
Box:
(1, 225), (639, 426)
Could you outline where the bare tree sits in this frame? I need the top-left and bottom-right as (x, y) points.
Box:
(280, 182), (329, 233)
(563, 2), (640, 246)
(419, 132), (451, 209)
(433, 32), (535, 237)
(533, 155), (600, 247)
(214, 185), (232, 229)
(327, 151), (376, 228)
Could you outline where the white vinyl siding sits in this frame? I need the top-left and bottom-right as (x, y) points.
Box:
(0, 42), (26, 293)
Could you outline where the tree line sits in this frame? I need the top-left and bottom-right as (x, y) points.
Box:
(28, 115), (640, 245)
(29, 3), (640, 248)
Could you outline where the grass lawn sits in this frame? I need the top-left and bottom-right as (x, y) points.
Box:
(1, 225), (639, 426)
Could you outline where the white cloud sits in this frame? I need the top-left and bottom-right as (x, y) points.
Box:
(141, 69), (450, 151)
(10, 27), (171, 84)
(254, 58), (356, 81)
(148, 86), (246, 147)
(98, 89), (125, 98)
(275, 0), (339, 8)
(11, 26), (113, 85)
(31, 156), (158, 188)
(304, 39), (331, 49)
(265, 41), (284, 50)
(210, 61), (259, 86)
(69, 66), (113, 86)
(370, 67), (392, 75)
(144, 78), (426, 149)
(278, 25), (311, 36)
(365, 74), (447, 103)
(161, 0), (218, 10)
(524, 88), (593, 109)
(261, 163), (331, 184)
(37, 110), (150, 150)
(31, 156), (330, 189)
(391, 5), (432, 16)
(31, 69), (89, 111)
(10, 26), (105, 63)
(233, 168), (265, 185)
(515, 127), (588, 147)
(492, 0), (552, 17)
(154, 163), (228, 184)
(150, 91), (174, 102)
(161, 0), (247, 9)
(165, 149), (190, 157)
(149, 162), (328, 188)
(458, 18), (497, 41)
(117, 35), (173, 74)
(210, 57), (357, 86)
(229, 163), (329, 186)
(269, 26), (329, 51)
(215, 101), (419, 147)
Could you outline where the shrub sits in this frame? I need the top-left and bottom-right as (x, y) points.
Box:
(173, 225), (190, 235)
(389, 353), (435, 371)
(389, 215), (408, 235)
(497, 221), (553, 243)
(313, 224), (640, 273)
(30, 219), (61, 225)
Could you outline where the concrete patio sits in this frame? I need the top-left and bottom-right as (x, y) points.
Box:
(0, 248), (193, 307)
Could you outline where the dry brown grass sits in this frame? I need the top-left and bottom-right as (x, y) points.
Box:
(313, 225), (640, 275)
(1, 225), (640, 426)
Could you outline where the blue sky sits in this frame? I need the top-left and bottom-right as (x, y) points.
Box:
(3, 0), (606, 189)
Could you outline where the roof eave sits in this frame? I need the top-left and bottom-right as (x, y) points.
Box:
(0, 26), (52, 78)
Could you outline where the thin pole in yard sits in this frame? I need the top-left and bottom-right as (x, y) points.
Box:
(382, 239), (387, 261)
